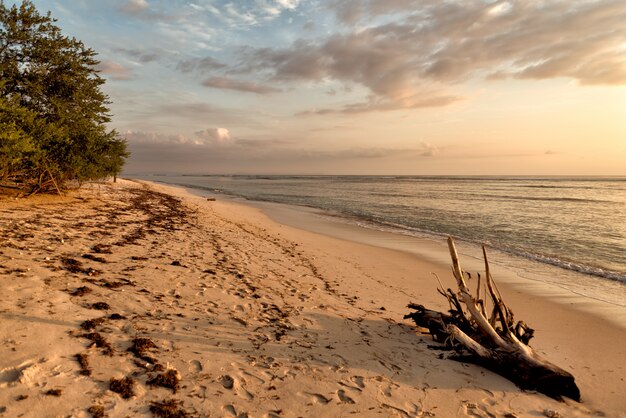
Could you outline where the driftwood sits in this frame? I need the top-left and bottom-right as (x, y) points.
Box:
(405, 237), (580, 401)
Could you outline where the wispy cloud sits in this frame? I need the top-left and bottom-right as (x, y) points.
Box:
(96, 60), (133, 80)
(177, 56), (227, 73)
(120, 0), (149, 15)
(202, 76), (281, 94)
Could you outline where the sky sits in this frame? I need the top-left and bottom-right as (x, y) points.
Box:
(26, 0), (626, 175)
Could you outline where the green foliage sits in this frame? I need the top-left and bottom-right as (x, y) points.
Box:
(0, 0), (128, 194)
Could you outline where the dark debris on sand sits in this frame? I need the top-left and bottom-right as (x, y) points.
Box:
(71, 286), (92, 297)
(90, 302), (110, 310)
(109, 376), (136, 399)
(91, 244), (112, 254)
(87, 405), (106, 418)
(128, 337), (158, 359)
(61, 257), (101, 276)
(44, 388), (62, 396)
(147, 369), (181, 393)
(75, 353), (92, 376)
(82, 253), (108, 263)
(81, 332), (114, 356)
(149, 399), (190, 418)
(80, 317), (107, 330)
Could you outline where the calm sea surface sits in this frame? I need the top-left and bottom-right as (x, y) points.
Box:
(143, 175), (626, 295)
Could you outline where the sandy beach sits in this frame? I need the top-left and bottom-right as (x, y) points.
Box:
(1, 179), (624, 417)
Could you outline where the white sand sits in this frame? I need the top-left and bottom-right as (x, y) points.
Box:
(0, 179), (624, 417)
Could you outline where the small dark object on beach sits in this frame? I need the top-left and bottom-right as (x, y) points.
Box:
(61, 257), (84, 273)
(131, 255), (148, 261)
(75, 353), (92, 376)
(109, 313), (125, 320)
(16, 394), (28, 401)
(82, 253), (108, 263)
(149, 399), (189, 418)
(128, 336), (159, 365)
(170, 260), (186, 267)
(109, 376), (136, 399)
(203, 269), (216, 275)
(92, 244), (112, 254)
(148, 369), (181, 393)
(206, 197), (216, 201)
(61, 257), (101, 276)
(71, 286), (92, 296)
(128, 337), (157, 357)
(80, 317), (107, 330)
(87, 405), (106, 418)
(91, 302), (110, 310)
(45, 388), (62, 396)
(97, 278), (134, 289)
(81, 332), (114, 356)
(379, 306), (386, 311)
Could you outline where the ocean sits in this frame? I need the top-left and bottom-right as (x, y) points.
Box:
(142, 175), (626, 307)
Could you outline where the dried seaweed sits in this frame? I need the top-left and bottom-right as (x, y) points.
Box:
(82, 253), (108, 263)
(81, 332), (114, 356)
(128, 337), (157, 359)
(87, 405), (106, 418)
(149, 399), (190, 418)
(61, 257), (101, 276)
(75, 353), (92, 376)
(44, 388), (62, 396)
(109, 376), (135, 399)
(91, 244), (112, 254)
(80, 317), (107, 330)
(71, 286), (92, 296)
(147, 369), (181, 393)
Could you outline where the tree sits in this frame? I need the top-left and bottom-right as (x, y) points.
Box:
(0, 0), (128, 194)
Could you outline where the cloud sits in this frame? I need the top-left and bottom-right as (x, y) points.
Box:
(298, 94), (462, 115)
(419, 141), (439, 157)
(114, 48), (161, 64)
(120, 0), (149, 15)
(202, 76), (281, 94)
(195, 128), (232, 145)
(125, 130), (426, 158)
(240, 0), (626, 113)
(177, 56), (226, 74)
(96, 61), (132, 80)
(118, 0), (178, 22)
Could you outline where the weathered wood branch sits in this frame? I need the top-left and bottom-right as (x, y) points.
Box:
(405, 237), (580, 401)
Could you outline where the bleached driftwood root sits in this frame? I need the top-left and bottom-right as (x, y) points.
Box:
(405, 237), (580, 401)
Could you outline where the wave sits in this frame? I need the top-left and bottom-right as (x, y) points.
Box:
(468, 193), (614, 204)
(319, 213), (626, 285)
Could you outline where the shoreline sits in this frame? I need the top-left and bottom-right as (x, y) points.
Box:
(166, 180), (626, 330)
(1, 179), (624, 417)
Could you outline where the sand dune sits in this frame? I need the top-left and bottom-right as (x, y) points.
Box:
(0, 179), (623, 417)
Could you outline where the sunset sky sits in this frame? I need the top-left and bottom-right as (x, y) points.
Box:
(29, 0), (626, 175)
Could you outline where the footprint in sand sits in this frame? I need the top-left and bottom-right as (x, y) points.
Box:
(351, 375), (365, 389)
(189, 360), (203, 372)
(337, 389), (355, 404)
(302, 392), (331, 405)
(219, 375), (234, 389)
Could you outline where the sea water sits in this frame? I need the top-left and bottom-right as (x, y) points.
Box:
(142, 175), (626, 307)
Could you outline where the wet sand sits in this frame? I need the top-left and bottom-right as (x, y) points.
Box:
(0, 179), (624, 417)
